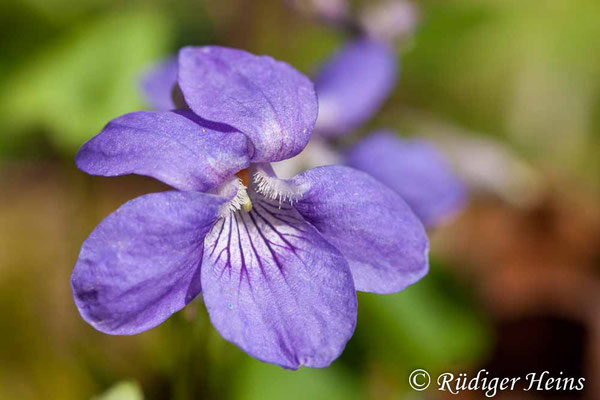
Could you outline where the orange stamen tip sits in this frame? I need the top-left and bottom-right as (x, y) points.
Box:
(236, 169), (251, 187)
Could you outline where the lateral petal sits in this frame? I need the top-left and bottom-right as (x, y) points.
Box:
(76, 110), (250, 192)
(72, 191), (225, 334)
(292, 165), (429, 293)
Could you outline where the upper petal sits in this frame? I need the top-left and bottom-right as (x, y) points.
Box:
(201, 199), (357, 369)
(71, 191), (225, 335)
(346, 132), (467, 227)
(292, 165), (429, 294)
(76, 110), (250, 192)
(314, 38), (397, 137)
(139, 57), (178, 111)
(178, 46), (318, 162)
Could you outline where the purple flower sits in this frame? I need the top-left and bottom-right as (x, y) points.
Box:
(72, 46), (429, 369)
(314, 38), (397, 137)
(346, 132), (467, 227)
(306, 33), (467, 227)
(139, 58), (178, 111)
(139, 38), (399, 138)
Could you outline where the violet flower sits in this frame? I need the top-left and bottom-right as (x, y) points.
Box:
(139, 38), (398, 128)
(314, 38), (398, 138)
(299, 0), (465, 227)
(138, 36), (399, 136)
(72, 46), (429, 369)
(283, 34), (467, 227)
(346, 132), (467, 227)
(139, 58), (177, 111)
(285, 0), (418, 138)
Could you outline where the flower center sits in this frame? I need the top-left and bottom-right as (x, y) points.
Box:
(252, 171), (304, 204)
(236, 168), (251, 188)
(235, 168), (253, 212)
(218, 167), (306, 217)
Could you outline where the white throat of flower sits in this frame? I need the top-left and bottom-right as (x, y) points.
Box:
(252, 171), (304, 205)
(227, 178), (252, 214)
(217, 168), (305, 217)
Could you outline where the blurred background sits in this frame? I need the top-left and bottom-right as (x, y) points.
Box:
(1, 0), (599, 399)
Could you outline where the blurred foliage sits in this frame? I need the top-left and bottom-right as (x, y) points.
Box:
(357, 260), (489, 371)
(94, 381), (144, 400)
(235, 361), (362, 400)
(0, 161), (490, 398)
(396, 0), (600, 187)
(2, 0), (599, 187)
(0, 166), (490, 400)
(0, 6), (172, 155)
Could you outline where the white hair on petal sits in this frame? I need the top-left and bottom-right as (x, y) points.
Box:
(252, 171), (304, 205)
(220, 178), (251, 217)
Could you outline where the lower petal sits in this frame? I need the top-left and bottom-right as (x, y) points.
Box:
(201, 200), (357, 369)
(71, 191), (225, 335)
(292, 165), (429, 294)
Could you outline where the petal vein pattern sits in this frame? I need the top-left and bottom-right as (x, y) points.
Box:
(201, 199), (357, 369)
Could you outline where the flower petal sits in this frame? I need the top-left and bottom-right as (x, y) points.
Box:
(178, 46), (318, 162)
(292, 165), (428, 294)
(315, 39), (397, 137)
(140, 57), (177, 111)
(76, 110), (250, 192)
(201, 200), (357, 369)
(71, 191), (225, 335)
(346, 132), (467, 226)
